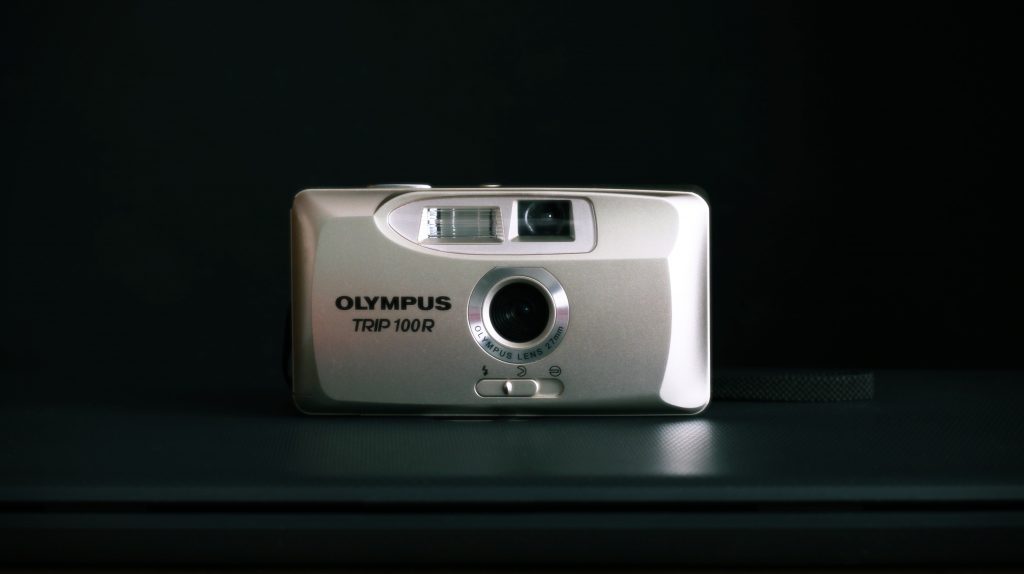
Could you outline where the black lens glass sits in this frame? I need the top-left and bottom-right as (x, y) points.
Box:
(488, 282), (551, 343)
(518, 200), (573, 239)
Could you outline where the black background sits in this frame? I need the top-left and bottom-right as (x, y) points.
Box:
(3, 1), (1020, 394)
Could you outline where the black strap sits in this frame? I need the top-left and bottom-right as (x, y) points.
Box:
(283, 306), (293, 387)
(712, 369), (874, 402)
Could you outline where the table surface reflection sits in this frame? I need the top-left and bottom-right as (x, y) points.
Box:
(2, 370), (1022, 505)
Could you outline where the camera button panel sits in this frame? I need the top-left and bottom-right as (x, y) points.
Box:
(475, 378), (564, 398)
(476, 379), (538, 397)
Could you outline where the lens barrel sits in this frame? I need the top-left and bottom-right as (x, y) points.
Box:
(487, 281), (551, 343)
(468, 267), (569, 364)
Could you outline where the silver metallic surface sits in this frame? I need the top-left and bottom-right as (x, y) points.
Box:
(292, 187), (709, 415)
(467, 267), (569, 365)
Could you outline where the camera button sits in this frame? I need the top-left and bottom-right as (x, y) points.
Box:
(368, 183), (431, 189)
(476, 379), (538, 397)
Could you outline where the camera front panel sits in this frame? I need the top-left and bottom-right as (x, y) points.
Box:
(292, 187), (709, 415)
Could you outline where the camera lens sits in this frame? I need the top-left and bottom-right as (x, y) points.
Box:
(469, 267), (569, 363)
(488, 281), (551, 343)
(518, 200), (572, 238)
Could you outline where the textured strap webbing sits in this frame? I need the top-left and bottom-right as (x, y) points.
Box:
(712, 369), (874, 402)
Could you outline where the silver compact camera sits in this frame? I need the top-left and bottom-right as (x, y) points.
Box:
(291, 186), (710, 415)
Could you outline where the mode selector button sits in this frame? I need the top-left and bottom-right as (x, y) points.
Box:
(368, 183), (431, 189)
(476, 379), (539, 397)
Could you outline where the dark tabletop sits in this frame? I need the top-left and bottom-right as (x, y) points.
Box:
(2, 369), (1023, 566)
(2, 370), (1023, 504)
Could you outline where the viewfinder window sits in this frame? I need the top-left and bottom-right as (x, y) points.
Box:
(517, 200), (574, 240)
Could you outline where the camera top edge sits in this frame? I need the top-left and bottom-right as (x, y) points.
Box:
(292, 184), (710, 209)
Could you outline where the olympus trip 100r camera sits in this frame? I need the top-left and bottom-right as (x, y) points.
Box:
(291, 186), (709, 415)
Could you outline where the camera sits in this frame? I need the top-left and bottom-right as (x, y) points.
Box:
(291, 186), (710, 415)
